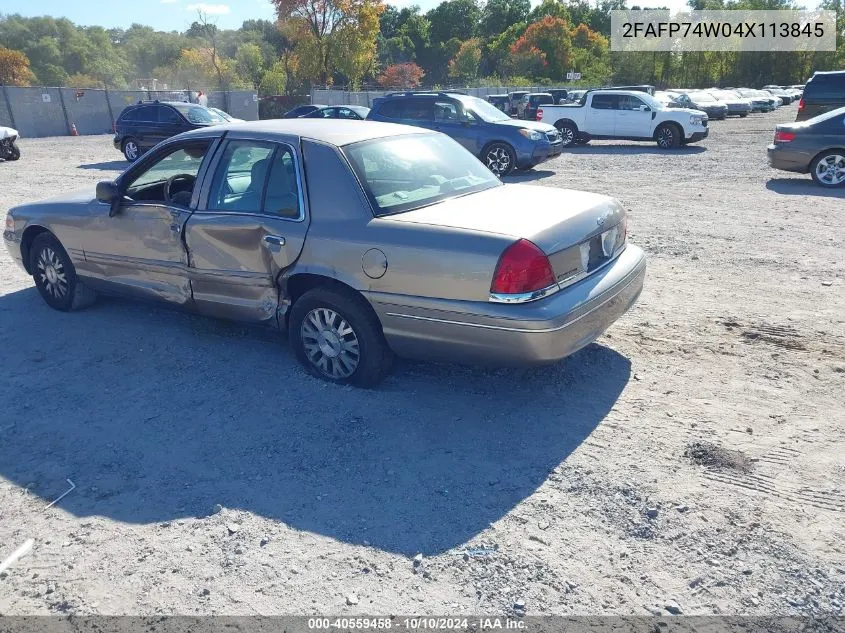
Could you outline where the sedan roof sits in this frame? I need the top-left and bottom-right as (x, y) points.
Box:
(181, 119), (428, 147)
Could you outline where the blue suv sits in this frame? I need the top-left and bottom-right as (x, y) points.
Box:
(367, 91), (563, 176)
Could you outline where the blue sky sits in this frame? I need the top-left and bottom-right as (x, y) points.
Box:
(2, 0), (701, 31)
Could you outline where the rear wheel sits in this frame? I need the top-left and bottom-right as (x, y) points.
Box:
(29, 233), (97, 312)
(739, 113), (748, 118)
(122, 138), (140, 162)
(482, 143), (516, 177)
(655, 123), (681, 149)
(6, 143), (20, 161)
(289, 287), (393, 387)
(556, 122), (577, 147)
(810, 151), (845, 187)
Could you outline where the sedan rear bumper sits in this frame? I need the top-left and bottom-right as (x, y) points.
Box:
(368, 244), (646, 366)
(767, 144), (811, 173)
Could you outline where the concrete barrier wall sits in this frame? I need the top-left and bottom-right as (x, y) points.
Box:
(0, 87), (258, 138)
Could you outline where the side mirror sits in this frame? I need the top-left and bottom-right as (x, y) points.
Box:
(639, 105), (651, 112)
(96, 181), (123, 217)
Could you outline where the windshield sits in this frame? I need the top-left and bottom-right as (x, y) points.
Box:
(172, 104), (227, 125)
(632, 93), (664, 110)
(344, 134), (501, 216)
(458, 96), (511, 122)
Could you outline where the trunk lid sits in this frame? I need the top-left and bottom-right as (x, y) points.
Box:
(384, 184), (626, 283)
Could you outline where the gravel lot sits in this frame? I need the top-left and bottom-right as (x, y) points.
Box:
(0, 106), (843, 616)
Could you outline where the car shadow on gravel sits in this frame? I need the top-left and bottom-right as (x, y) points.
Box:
(567, 145), (706, 155)
(502, 169), (556, 183)
(766, 177), (845, 198)
(77, 160), (128, 171)
(0, 287), (630, 556)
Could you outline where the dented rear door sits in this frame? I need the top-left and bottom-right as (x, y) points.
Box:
(184, 136), (310, 324)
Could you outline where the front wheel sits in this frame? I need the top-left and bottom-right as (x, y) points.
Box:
(810, 151), (845, 188)
(739, 113), (748, 118)
(29, 233), (97, 312)
(483, 143), (516, 177)
(289, 287), (393, 387)
(655, 123), (681, 149)
(5, 142), (20, 161)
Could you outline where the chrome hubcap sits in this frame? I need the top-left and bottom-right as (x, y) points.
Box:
(37, 248), (68, 299)
(486, 147), (511, 175)
(301, 308), (360, 379)
(559, 127), (575, 145)
(815, 154), (845, 185)
(125, 143), (138, 160)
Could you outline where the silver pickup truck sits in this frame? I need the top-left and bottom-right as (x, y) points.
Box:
(537, 90), (709, 149)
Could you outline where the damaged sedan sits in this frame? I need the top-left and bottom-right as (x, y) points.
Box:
(3, 120), (646, 386)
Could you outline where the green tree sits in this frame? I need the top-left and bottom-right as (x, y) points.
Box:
(235, 43), (265, 89)
(479, 0), (531, 37)
(448, 37), (482, 82)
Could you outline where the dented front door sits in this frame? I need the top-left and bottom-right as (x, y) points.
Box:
(184, 137), (310, 323)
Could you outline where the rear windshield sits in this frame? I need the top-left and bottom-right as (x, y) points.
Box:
(343, 134), (500, 216)
(530, 95), (554, 105)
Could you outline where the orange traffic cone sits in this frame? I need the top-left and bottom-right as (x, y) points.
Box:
(70, 123), (78, 136)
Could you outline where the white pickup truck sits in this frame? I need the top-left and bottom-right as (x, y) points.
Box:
(537, 90), (709, 149)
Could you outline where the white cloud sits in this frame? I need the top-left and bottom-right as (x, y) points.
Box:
(186, 3), (231, 14)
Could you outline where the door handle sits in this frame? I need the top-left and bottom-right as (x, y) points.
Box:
(264, 235), (285, 246)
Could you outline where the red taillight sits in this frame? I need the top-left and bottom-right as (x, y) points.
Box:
(798, 97), (805, 111)
(491, 239), (555, 296)
(536, 108), (543, 121)
(774, 130), (796, 142)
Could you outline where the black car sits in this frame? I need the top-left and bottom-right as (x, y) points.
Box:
(113, 101), (226, 162)
(300, 105), (370, 119)
(283, 104), (326, 118)
(796, 71), (845, 122)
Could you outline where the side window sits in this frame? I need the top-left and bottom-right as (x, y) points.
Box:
(123, 141), (212, 204)
(119, 108), (138, 122)
(619, 95), (645, 111)
(135, 106), (157, 122)
(591, 95), (619, 110)
(337, 108), (356, 119)
(399, 98), (434, 122)
(208, 141), (275, 212)
(434, 100), (459, 122)
(263, 146), (302, 219)
(159, 106), (182, 124)
(377, 101), (402, 119)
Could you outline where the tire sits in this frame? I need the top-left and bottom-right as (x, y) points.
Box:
(739, 113), (748, 118)
(556, 122), (577, 147)
(809, 151), (845, 188)
(574, 135), (590, 146)
(655, 123), (681, 149)
(7, 143), (20, 161)
(482, 142), (516, 177)
(122, 138), (140, 162)
(289, 287), (393, 387)
(29, 233), (97, 312)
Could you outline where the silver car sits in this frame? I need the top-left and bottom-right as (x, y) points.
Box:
(3, 120), (646, 386)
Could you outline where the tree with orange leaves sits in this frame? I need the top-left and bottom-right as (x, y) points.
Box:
(509, 16), (572, 80)
(377, 62), (425, 88)
(0, 46), (35, 87)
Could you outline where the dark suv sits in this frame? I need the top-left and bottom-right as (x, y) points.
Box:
(113, 101), (227, 161)
(367, 91), (562, 176)
(796, 71), (845, 122)
(517, 93), (555, 120)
